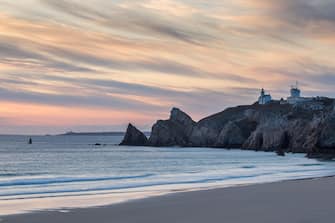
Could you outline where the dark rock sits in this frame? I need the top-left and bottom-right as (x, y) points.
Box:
(189, 106), (257, 146)
(148, 108), (195, 146)
(215, 119), (257, 148)
(306, 152), (335, 160)
(120, 124), (148, 146)
(276, 149), (285, 156)
(124, 98), (335, 156)
(188, 125), (219, 146)
(215, 121), (245, 147)
(317, 115), (335, 149)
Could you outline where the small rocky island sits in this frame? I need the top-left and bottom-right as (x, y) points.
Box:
(121, 85), (335, 158)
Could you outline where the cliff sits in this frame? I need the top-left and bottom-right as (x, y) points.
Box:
(120, 98), (335, 157)
(149, 108), (196, 146)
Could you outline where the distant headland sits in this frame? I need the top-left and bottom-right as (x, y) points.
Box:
(58, 131), (150, 136)
(60, 131), (125, 136)
(121, 84), (335, 159)
(60, 131), (150, 137)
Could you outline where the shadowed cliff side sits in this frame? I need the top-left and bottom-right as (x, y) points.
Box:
(148, 108), (196, 146)
(120, 124), (148, 146)
(120, 98), (335, 157)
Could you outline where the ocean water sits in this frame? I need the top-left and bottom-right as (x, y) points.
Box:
(1, 134), (335, 215)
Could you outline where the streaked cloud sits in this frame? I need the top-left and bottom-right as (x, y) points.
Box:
(0, 0), (334, 134)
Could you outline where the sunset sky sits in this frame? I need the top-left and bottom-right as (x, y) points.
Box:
(1, 0), (335, 134)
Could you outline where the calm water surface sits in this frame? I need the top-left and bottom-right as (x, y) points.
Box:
(0, 134), (335, 202)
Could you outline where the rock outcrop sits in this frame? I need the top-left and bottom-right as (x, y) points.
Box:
(318, 115), (335, 149)
(215, 119), (257, 148)
(120, 124), (148, 146)
(148, 108), (196, 146)
(120, 98), (335, 156)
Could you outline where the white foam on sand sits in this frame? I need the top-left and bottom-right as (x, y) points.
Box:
(0, 184), (196, 216)
(1, 172), (333, 216)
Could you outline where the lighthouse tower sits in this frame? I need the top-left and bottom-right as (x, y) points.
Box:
(258, 88), (272, 105)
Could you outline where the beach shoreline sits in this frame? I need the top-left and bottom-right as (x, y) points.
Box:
(2, 176), (335, 223)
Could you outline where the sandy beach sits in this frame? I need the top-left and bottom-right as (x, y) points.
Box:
(2, 176), (335, 223)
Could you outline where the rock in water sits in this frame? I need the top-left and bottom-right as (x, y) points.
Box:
(120, 124), (148, 146)
(276, 149), (285, 156)
(148, 108), (195, 146)
(170, 107), (196, 139)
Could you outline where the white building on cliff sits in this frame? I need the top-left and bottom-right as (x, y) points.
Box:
(287, 82), (313, 104)
(257, 83), (322, 106)
(258, 88), (272, 105)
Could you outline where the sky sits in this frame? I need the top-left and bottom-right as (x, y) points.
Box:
(0, 0), (335, 134)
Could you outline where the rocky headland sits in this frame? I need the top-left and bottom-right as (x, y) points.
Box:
(120, 98), (335, 158)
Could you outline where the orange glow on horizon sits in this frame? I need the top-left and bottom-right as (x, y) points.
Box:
(0, 1), (334, 134)
(0, 101), (154, 127)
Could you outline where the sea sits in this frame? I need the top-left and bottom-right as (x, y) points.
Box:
(1, 134), (335, 215)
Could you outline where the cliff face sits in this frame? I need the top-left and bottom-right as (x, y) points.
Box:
(120, 98), (335, 155)
(148, 108), (196, 146)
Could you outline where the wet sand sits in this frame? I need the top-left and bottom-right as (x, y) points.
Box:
(2, 177), (335, 223)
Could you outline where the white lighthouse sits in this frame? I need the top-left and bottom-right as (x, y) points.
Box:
(258, 88), (272, 105)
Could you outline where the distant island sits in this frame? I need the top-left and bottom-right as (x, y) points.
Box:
(60, 131), (151, 136)
(121, 84), (335, 159)
(60, 131), (126, 136)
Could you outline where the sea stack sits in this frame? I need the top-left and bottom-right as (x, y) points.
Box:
(120, 123), (148, 146)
